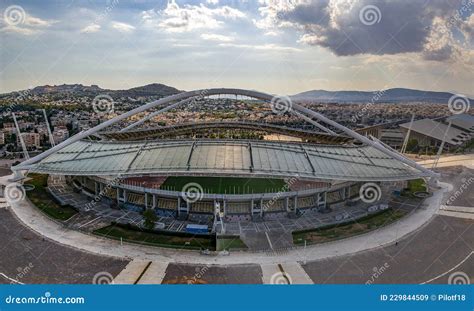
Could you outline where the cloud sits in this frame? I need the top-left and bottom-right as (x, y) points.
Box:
(460, 14), (474, 43)
(142, 1), (246, 33)
(201, 33), (233, 42)
(255, 0), (473, 62)
(111, 21), (136, 33)
(0, 10), (56, 35)
(219, 42), (300, 52)
(80, 24), (101, 33)
(264, 30), (279, 36)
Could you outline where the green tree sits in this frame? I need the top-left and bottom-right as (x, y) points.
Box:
(142, 209), (158, 230)
(406, 138), (419, 152)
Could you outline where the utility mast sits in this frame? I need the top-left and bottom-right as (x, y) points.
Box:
(401, 114), (415, 154)
(42, 109), (55, 147)
(12, 112), (30, 160)
(432, 121), (452, 169)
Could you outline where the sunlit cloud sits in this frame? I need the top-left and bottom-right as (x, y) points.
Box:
(0, 10), (56, 35)
(80, 23), (101, 33)
(111, 21), (135, 33)
(142, 1), (246, 33)
(201, 33), (234, 42)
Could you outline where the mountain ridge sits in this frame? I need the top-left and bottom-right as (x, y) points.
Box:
(291, 88), (471, 103)
(2, 84), (471, 104)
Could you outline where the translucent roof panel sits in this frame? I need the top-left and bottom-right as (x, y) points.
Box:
(26, 139), (429, 181)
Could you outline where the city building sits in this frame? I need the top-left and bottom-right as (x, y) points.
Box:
(380, 129), (405, 149)
(17, 133), (41, 148)
(52, 127), (69, 143)
(447, 113), (474, 135)
(399, 118), (471, 150)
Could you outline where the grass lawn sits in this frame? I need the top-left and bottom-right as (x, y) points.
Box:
(94, 225), (215, 250)
(407, 178), (427, 192)
(160, 176), (287, 194)
(26, 174), (77, 221)
(217, 237), (248, 250)
(293, 209), (407, 245)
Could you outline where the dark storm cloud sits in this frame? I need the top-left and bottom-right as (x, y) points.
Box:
(271, 0), (470, 58)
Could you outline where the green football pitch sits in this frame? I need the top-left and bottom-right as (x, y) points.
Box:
(160, 176), (287, 194)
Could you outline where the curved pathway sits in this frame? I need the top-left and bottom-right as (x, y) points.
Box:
(3, 173), (450, 265)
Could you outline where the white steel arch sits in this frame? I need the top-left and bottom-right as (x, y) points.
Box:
(12, 88), (437, 179)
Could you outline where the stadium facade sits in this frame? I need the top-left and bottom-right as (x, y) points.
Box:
(12, 88), (436, 223)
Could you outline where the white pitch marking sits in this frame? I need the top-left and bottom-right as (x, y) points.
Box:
(420, 251), (473, 284)
(0, 273), (24, 284)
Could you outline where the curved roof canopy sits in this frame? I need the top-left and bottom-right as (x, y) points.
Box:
(23, 139), (429, 181)
(101, 121), (353, 144)
(12, 88), (436, 181)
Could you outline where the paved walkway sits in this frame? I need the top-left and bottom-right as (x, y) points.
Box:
(437, 205), (474, 220)
(137, 262), (168, 284)
(417, 154), (474, 169)
(2, 171), (451, 265)
(261, 263), (313, 284)
(113, 260), (151, 284)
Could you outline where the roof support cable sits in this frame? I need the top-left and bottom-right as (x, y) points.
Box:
(186, 142), (197, 171)
(292, 110), (338, 135)
(248, 142), (254, 172)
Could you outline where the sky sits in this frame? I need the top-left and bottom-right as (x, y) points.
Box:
(0, 0), (473, 95)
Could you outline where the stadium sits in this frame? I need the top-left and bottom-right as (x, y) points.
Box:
(10, 88), (436, 237)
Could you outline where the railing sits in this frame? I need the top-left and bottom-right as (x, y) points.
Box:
(89, 176), (332, 201)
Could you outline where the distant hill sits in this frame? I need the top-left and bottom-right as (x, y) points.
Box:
(1, 83), (182, 98)
(30, 84), (105, 96)
(291, 88), (470, 103)
(2, 84), (470, 104)
(113, 83), (182, 97)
